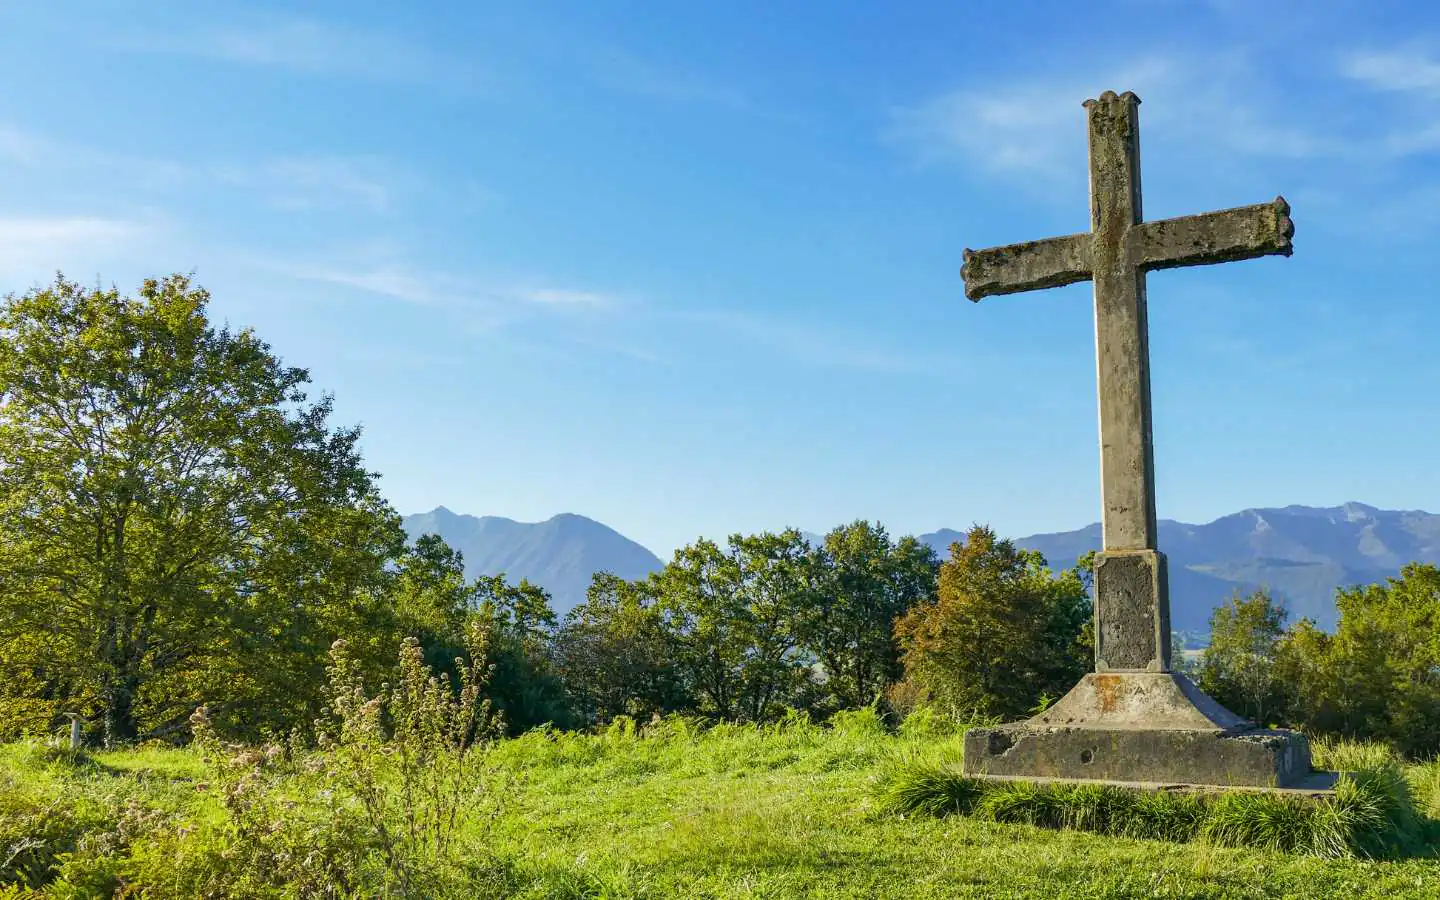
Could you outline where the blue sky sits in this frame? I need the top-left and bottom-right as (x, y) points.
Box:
(2, 0), (1439, 556)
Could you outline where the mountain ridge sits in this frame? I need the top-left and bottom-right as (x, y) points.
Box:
(402, 503), (1440, 628)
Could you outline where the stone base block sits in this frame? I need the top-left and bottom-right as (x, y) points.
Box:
(962, 724), (1315, 788)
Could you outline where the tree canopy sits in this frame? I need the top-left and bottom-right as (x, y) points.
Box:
(0, 275), (404, 744)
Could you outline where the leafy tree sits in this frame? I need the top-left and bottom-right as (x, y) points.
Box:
(1271, 617), (1339, 735)
(1197, 588), (1287, 726)
(1278, 564), (1440, 756)
(728, 529), (818, 721)
(555, 572), (688, 725)
(892, 526), (1090, 722)
(0, 274), (402, 744)
(654, 530), (815, 722)
(470, 574), (572, 733)
(801, 521), (938, 711)
(390, 533), (473, 673)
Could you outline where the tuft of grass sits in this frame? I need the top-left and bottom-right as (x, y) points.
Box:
(1407, 758), (1440, 819)
(1311, 736), (1401, 773)
(875, 755), (1437, 860)
(875, 762), (982, 818)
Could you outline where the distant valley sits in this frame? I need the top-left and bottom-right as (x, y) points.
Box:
(401, 502), (1440, 631)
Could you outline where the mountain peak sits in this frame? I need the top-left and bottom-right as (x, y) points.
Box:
(1341, 501), (1378, 521)
(401, 510), (663, 615)
(547, 512), (597, 526)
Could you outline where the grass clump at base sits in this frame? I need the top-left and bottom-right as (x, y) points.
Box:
(876, 757), (1437, 859)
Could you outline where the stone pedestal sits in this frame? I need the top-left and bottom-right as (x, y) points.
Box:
(961, 673), (1317, 789)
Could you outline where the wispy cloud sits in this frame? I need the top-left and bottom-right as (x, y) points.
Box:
(1342, 49), (1440, 96)
(1337, 46), (1440, 158)
(886, 58), (1173, 181)
(0, 122), (417, 216)
(108, 13), (481, 88)
(289, 264), (463, 308)
(518, 288), (613, 308)
(278, 257), (625, 320)
(213, 157), (400, 213)
(887, 53), (1332, 185)
(0, 215), (157, 284)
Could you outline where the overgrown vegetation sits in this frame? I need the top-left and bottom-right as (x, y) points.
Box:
(6, 709), (1440, 898)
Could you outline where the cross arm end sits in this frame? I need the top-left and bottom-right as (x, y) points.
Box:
(961, 233), (1093, 303)
(1136, 196), (1294, 272)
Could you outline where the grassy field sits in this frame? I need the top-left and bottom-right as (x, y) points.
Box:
(5, 711), (1440, 898)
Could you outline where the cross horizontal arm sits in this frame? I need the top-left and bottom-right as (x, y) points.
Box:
(962, 233), (1092, 302)
(1133, 196), (1293, 272)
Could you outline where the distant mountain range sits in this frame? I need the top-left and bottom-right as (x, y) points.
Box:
(402, 503), (1440, 630)
(400, 508), (663, 615)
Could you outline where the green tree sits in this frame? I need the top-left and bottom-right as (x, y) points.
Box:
(470, 574), (572, 733)
(1197, 588), (1287, 726)
(729, 529), (817, 721)
(801, 521), (938, 711)
(1277, 564), (1440, 756)
(654, 529), (815, 722)
(390, 533), (473, 672)
(0, 274), (402, 744)
(892, 526), (1090, 722)
(555, 572), (689, 724)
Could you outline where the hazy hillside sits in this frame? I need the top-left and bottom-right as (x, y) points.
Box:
(921, 503), (1440, 631)
(405, 503), (1440, 631)
(401, 507), (664, 615)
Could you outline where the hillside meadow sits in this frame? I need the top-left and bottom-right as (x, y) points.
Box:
(5, 711), (1440, 899)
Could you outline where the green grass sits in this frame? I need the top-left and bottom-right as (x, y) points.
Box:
(876, 760), (1435, 860)
(5, 714), (1440, 898)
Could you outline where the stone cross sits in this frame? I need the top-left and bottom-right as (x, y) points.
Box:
(961, 91), (1293, 674)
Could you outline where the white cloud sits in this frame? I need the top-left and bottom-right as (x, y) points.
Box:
(213, 157), (398, 213)
(886, 58), (1174, 181)
(1342, 49), (1440, 96)
(108, 13), (480, 88)
(887, 53), (1332, 184)
(1337, 47), (1440, 159)
(0, 122), (416, 216)
(279, 257), (623, 319)
(0, 216), (152, 279)
(519, 288), (613, 308)
(291, 265), (458, 307)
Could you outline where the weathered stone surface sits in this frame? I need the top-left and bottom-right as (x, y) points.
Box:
(1029, 672), (1251, 731)
(959, 674), (1314, 787)
(955, 89), (1320, 791)
(966, 771), (1340, 798)
(961, 233), (1091, 300)
(961, 725), (1316, 789)
(1135, 197), (1294, 271)
(1094, 550), (1169, 672)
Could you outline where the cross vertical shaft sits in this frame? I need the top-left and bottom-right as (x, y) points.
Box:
(1087, 92), (1158, 554)
(959, 89), (1293, 677)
